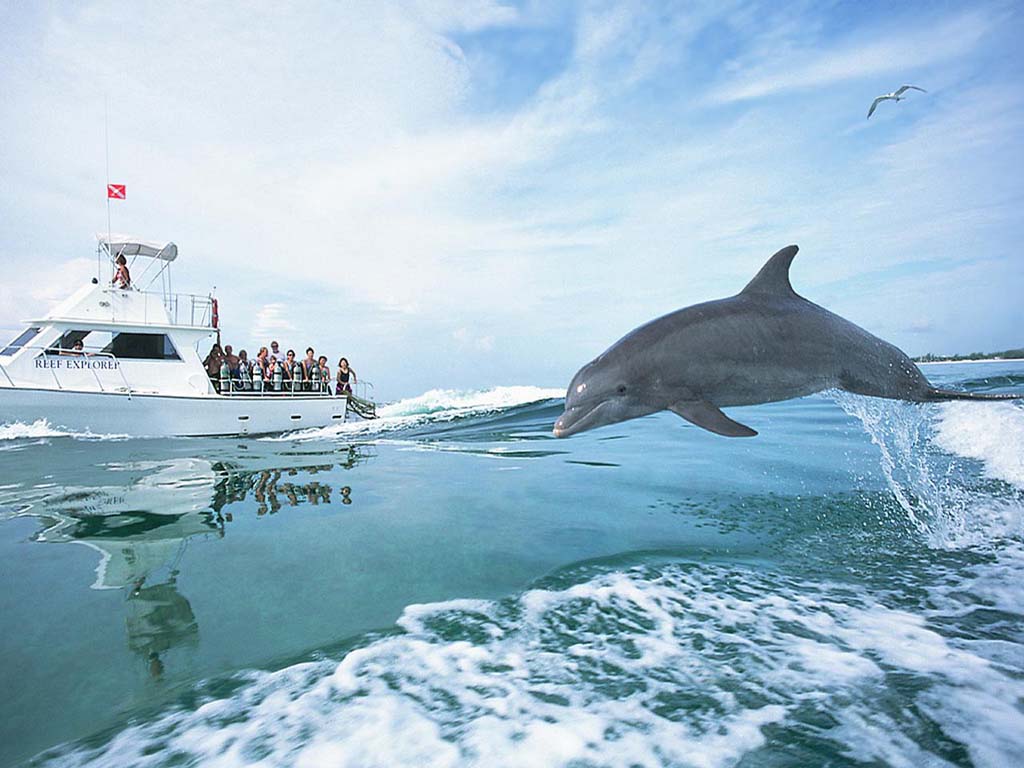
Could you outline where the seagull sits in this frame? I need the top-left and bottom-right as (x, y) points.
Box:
(867, 85), (927, 118)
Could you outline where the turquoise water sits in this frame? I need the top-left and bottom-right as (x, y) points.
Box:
(0, 364), (1021, 767)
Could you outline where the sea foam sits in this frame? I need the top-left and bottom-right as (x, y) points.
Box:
(265, 385), (563, 442)
(36, 561), (1024, 767)
(0, 419), (128, 442)
(833, 392), (1024, 548)
(0, 419), (71, 441)
(933, 401), (1024, 489)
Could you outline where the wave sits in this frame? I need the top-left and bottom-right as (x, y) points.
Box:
(833, 393), (1024, 548)
(0, 420), (70, 441)
(933, 402), (1024, 488)
(379, 386), (563, 418)
(955, 373), (1024, 391)
(36, 559), (1024, 767)
(266, 386), (564, 442)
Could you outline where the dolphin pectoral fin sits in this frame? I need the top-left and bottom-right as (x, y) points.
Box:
(669, 401), (758, 437)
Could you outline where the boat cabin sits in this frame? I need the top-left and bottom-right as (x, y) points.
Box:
(0, 235), (220, 396)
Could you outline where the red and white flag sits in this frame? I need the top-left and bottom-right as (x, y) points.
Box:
(107, 184), (126, 199)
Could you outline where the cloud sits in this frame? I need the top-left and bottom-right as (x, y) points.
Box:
(408, 0), (520, 32)
(710, 9), (995, 104)
(0, 257), (97, 336)
(452, 327), (495, 352)
(251, 303), (296, 340)
(1, 1), (1021, 397)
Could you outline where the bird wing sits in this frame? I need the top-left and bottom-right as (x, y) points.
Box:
(867, 96), (886, 118)
(895, 85), (926, 95)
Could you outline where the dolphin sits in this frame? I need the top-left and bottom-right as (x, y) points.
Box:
(554, 245), (1018, 438)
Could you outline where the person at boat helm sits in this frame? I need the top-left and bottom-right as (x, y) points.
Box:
(112, 252), (131, 289)
(59, 339), (85, 356)
(301, 347), (316, 390)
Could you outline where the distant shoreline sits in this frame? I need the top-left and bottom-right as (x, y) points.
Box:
(918, 358), (1024, 365)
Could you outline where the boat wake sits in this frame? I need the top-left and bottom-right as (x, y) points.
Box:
(0, 387), (564, 445)
(38, 556), (1024, 768)
(264, 386), (564, 442)
(934, 401), (1024, 488)
(0, 419), (128, 443)
(833, 393), (1024, 548)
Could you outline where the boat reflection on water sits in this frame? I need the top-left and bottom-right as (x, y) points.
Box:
(212, 457), (354, 517)
(129, 576), (197, 679)
(11, 444), (373, 676)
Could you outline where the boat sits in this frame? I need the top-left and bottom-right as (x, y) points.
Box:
(0, 234), (374, 436)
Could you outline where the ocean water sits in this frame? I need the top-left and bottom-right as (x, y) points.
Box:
(0, 362), (1021, 767)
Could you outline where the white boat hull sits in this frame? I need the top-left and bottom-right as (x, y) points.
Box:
(0, 387), (347, 437)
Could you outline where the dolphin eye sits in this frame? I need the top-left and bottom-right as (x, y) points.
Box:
(617, 385), (627, 394)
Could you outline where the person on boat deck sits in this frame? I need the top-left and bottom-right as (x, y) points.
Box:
(270, 340), (285, 364)
(224, 344), (240, 379)
(317, 355), (330, 390)
(237, 349), (250, 389)
(203, 343), (223, 374)
(203, 343), (224, 391)
(336, 357), (356, 396)
(253, 346), (270, 383)
(111, 253), (131, 289)
(301, 347), (316, 390)
(282, 349), (297, 388)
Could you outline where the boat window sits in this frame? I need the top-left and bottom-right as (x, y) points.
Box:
(49, 330), (92, 354)
(45, 330), (113, 355)
(102, 333), (181, 360)
(1, 327), (42, 355)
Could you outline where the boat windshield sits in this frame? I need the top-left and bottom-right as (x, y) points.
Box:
(46, 329), (181, 360)
(1, 327), (42, 356)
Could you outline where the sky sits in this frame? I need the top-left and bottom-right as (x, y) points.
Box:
(1, 0), (1022, 400)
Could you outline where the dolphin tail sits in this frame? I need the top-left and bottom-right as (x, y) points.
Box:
(922, 388), (1020, 402)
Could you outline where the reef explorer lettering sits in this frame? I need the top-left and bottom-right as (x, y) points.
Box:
(35, 358), (120, 370)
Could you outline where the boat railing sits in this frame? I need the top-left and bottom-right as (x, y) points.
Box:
(214, 376), (375, 413)
(0, 345), (133, 397)
(132, 286), (216, 327)
(216, 375), (339, 397)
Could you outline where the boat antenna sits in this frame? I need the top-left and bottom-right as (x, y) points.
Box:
(104, 96), (112, 278)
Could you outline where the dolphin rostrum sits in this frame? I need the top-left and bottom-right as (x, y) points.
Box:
(554, 245), (1018, 438)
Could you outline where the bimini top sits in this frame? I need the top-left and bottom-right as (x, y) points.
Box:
(96, 233), (178, 262)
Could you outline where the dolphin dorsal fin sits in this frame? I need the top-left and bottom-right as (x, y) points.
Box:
(741, 245), (800, 297)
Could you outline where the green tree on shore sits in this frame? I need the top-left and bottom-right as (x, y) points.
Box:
(913, 348), (1024, 363)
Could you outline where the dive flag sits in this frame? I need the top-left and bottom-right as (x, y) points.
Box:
(107, 184), (126, 199)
